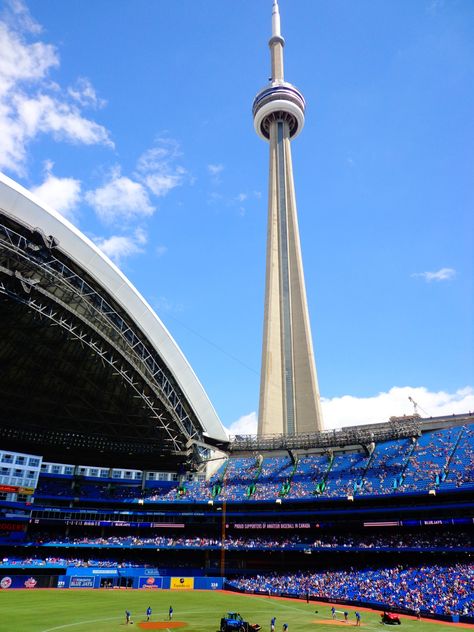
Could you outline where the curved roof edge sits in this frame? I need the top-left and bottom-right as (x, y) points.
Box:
(0, 172), (228, 443)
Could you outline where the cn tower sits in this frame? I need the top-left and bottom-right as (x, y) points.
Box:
(253, 0), (323, 435)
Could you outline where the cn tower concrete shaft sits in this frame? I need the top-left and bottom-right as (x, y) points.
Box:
(253, 0), (323, 435)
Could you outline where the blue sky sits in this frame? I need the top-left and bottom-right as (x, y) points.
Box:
(1, 0), (473, 433)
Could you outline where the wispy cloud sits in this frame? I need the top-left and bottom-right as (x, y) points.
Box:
(67, 77), (106, 109)
(94, 227), (147, 264)
(153, 295), (184, 314)
(208, 163), (224, 177)
(426, 0), (445, 15)
(155, 245), (168, 257)
(412, 267), (456, 282)
(136, 138), (188, 197)
(31, 161), (81, 221)
(86, 167), (154, 224)
(0, 1), (112, 175)
(226, 385), (474, 435)
(2, 0), (42, 35)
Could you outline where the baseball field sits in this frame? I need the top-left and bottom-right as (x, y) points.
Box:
(1, 589), (473, 631)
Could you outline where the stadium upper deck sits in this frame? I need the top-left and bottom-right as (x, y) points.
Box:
(0, 173), (228, 470)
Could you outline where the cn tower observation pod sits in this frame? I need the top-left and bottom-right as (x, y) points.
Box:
(0, 173), (228, 469)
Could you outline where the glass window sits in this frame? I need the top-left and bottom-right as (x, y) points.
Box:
(13, 469), (22, 477)
(15, 456), (26, 465)
(100, 469), (109, 478)
(52, 465), (60, 474)
(26, 471), (35, 479)
(64, 466), (74, 475)
(1, 454), (13, 463)
(28, 458), (40, 467)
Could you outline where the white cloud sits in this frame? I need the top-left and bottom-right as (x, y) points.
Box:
(86, 168), (155, 224)
(94, 228), (147, 264)
(0, 3), (112, 174)
(136, 139), (187, 197)
(31, 166), (81, 220)
(155, 245), (168, 257)
(17, 94), (111, 145)
(321, 385), (474, 429)
(226, 386), (474, 436)
(412, 267), (456, 282)
(0, 23), (55, 87)
(227, 411), (258, 436)
(236, 193), (248, 203)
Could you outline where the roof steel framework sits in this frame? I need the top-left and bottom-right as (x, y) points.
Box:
(0, 212), (222, 469)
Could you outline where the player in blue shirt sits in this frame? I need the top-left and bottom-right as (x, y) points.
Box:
(271, 616), (276, 632)
(355, 611), (361, 626)
(146, 606), (152, 621)
(125, 610), (131, 625)
(169, 606), (174, 620)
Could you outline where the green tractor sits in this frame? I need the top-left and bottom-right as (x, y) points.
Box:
(220, 613), (261, 632)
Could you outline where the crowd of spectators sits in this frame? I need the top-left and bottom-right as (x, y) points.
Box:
(227, 564), (474, 616)
(26, 531), (472, 551)
(33, 425), (474, 504)
(0, 556), (140, 568)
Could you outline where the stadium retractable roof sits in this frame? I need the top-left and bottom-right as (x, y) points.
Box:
(0, 173), (228, 469)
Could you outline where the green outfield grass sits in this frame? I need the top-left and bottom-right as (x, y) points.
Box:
(1, 589), (471, 632)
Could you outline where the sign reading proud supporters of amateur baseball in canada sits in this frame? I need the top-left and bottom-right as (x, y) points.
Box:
(170, 577), (194, 590)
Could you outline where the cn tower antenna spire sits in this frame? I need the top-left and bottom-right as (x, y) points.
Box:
(269, 0), (285, 83)
(272, 0), (281, 39)
(253, 0), (324, 435)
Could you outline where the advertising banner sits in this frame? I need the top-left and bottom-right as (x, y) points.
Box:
(69, 576), (95, 588)
(170, 577), (194, 590)
(0, 575), (58, 589)
(194, 577), (223, 590)
(139, 576), (163, 589)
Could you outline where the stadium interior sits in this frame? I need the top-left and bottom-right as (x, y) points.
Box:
(0, 189), (472, 626)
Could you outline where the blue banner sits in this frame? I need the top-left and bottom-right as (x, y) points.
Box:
(69, 576), (95, 588)
(138, 576), (163, 589)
